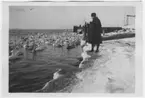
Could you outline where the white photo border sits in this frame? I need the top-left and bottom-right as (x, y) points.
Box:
(1, 1), (143, 97)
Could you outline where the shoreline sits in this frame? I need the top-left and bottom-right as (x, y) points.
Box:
(57, 37), (135, 93)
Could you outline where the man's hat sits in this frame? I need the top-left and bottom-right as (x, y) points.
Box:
(91, 13), (96, 17)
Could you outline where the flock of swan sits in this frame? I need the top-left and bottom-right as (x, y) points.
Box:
(9, 32), (82, 60)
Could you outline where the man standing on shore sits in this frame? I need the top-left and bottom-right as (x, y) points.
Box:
(88, 13), (102, 52)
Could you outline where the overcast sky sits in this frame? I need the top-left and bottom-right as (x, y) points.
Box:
(9, 6), (135, 29)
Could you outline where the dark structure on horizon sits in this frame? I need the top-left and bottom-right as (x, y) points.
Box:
(73, 25), (122, 34)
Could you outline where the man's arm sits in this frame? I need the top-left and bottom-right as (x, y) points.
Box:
(98, 19), (103, 34)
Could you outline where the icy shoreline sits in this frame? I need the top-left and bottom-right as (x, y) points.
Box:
(36, 37), (135, 93)
(70, 38), (135, 93)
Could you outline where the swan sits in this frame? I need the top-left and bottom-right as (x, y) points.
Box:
(23, 44), (27, 49)
(9, 50), (15, 58)
(35, 44), (46, 51)
(79, 50), (91, 68)
(9, 49), (23, 60)
(38, 68), (66, 92)
(53, 68), (65, 79)
(80, 39), (87, 52)
(81, 50), (91, 61)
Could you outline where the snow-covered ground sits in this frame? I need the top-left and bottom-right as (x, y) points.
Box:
(71, 38), (135, 93)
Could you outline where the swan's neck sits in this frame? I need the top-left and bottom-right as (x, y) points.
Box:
(11, 51), (14, 56)
(53, 72), (62, 79)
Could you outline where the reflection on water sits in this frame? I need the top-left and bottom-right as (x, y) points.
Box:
(9, 45), (82, 92)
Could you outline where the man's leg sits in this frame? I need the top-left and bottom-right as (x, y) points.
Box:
(96, 44), (100, 52)
(91, 44), (95, 52)
(88, 43), (94, 52)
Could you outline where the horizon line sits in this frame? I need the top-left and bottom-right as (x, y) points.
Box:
(9, 28), (73, 30)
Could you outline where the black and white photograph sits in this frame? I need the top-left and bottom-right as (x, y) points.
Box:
(1, 1), (143, 96)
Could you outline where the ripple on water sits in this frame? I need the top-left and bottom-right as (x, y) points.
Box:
(9, 45), (82, 92)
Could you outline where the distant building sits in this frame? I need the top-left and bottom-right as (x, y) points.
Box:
(102, 14), (135, 32)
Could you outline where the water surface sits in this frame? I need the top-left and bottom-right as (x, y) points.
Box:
(9, 45), (82, 92)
